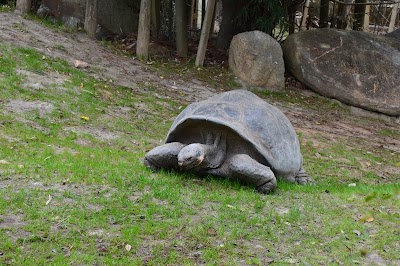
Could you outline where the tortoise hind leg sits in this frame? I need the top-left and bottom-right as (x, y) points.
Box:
(144, 142), (186, 171)
(228, 154), (277, 194)
(295, 166), (314, 185)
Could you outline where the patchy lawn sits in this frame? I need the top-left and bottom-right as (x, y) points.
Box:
(0, 11), (399, 265)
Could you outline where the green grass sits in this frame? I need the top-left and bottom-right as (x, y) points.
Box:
(0, 38), (399, 265)
(0, 2), (14, 13)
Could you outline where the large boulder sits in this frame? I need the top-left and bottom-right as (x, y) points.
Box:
(283, 28), (400, 116)
(386, 28), (400, 41)
(229, 31), (285, 90)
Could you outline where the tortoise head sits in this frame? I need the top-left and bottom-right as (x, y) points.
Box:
(178, 144), (205, 170)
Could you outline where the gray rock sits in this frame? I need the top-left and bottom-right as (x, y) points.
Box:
(36, 4), (51, 18)
(350, 106), (399, 123)
(229, 31), (285, 90)
(283, 28), (400, 116)
(62, 16), (82, 29)
(95, 25), (114, 41)
(385, 28), (400, 41)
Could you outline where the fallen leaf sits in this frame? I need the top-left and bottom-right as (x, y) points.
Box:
(283, 258), (298, 264)
(365, 217), (375, 223)
(98, 244), (108, 253)
(81, 115), (90, 121)
(207, 228), (217, 236)
(0, 159), (10, 165)
(46, 194), (52, 205)
(125, 244), (132, 252)
(74, 60), (89, 68)
(348, 183), (357, 187)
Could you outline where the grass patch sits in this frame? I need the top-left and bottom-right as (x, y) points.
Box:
(0, 34), (399, 265)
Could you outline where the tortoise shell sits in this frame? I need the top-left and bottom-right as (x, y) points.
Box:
(165, 90), (303, 180)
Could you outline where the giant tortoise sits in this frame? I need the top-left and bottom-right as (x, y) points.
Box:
(144, 90), (311, 193)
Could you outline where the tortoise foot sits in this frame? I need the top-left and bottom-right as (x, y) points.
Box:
(229, 154), (277, 194)
(144, 142), (186, 171)
(295, 167), (314, 185)
(256, 181), (277, 194)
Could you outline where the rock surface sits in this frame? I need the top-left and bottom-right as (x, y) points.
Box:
(283, 28), (400, 116)
(229, 31), (285, 90)
(385, 28), (400, 41)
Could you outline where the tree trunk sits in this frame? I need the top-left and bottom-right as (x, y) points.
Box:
(319, 0), (330, 28)
(168, 0), (173, 39)
(388, 2), (399, 33)
(353, 0), (367, 31)
(84, 0), (98, 38)
(287, 5), (297, 34)
(151, 0), (161, 38)
(137, 0), (152, 61)
(195, 0), (216, 66)
(300, 0), (310, 30)
(175, 0), (188, 57)
(16, 0), (31, 13)
(216, 0), (241, 49)
(201, 0), (206, 26)
(337, 0), (353, 30)
(209, 0), (217, 35)
(189, 0), (195, 28)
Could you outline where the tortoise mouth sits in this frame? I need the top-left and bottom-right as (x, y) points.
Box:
(178, 156), (204, 170)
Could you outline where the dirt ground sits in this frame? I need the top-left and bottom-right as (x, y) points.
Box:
(0, 11), (399, 176)
(0, 12), (217, 102)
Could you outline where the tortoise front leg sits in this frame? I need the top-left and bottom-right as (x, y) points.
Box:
(144, 142), (186, 171)
(228, 154), (277, 194)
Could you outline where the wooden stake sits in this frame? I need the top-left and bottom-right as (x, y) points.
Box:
(195, 0), (216, 67)
(388, 2), (399, 33)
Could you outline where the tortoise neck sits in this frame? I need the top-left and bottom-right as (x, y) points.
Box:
(201, 141), (226, 169)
